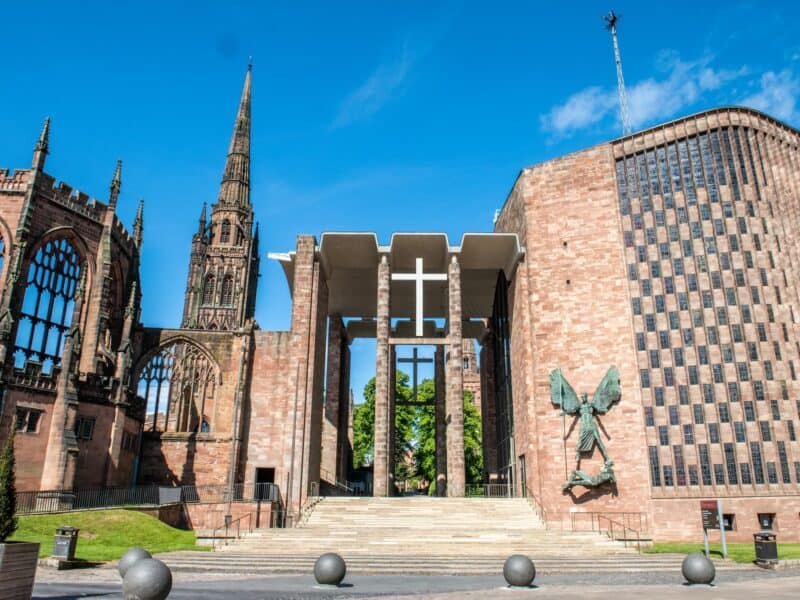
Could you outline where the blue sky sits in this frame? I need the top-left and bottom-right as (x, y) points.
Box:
(2, 1), (799, 402)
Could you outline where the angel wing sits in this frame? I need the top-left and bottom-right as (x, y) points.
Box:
(590, 366), (621, 414)
(550, 368), (580, 415)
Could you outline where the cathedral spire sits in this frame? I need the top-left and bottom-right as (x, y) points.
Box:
(32, 116), (51, 171)
(109, 159), (122, 210)
(133, 198), (144, 248)
(217, 65), (251, 207)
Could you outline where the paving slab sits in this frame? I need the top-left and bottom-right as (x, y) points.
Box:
(32, 567), (800, 599)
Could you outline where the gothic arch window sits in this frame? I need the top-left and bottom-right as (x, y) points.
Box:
(0, 233), (5, 281)
(202, 274), (216, 305)
(220, 275), (234, 307)
(137, 341), (217, 433)
(219, 220), (231, 244)
(235, 227), (244, 246)
(14, 238), (83, 374)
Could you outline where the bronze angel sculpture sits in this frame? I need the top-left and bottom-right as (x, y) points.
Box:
(550, 366), (621, 490)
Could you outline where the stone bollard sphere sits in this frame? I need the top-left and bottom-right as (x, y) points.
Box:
(314, 552), (347, 586)
(681, 553), (716, 585)
(118, 547), (152, 578)
(122, 558), (173, 600)
(503, 554), (536, 587)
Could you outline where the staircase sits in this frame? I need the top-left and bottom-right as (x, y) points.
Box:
(158, 497), (748, 575)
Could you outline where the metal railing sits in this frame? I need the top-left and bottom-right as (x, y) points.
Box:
(559, 511), (647, 553)
(465, 483), (514, 497)
(594, 514), (643, 553)
(16, 482), (282, 515)
(524, 487), (548, 525)
(569, 511), (648, 536)
(211, 512), (253, 550)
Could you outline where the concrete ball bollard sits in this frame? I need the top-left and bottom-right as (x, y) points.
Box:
(503, 554), (536, 587)
(681, 553), (716, 585)
(118, 547), (152, 578)
(314, 552), (347, 586)
(122, 558), (173, 600)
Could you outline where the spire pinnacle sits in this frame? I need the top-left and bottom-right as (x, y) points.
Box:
(198, 202), (207, 236)
(32, 116), (51, 171)
(217, 66), (251, 207)
(133, 198), (144, 248)
(109, 159), (122, 209)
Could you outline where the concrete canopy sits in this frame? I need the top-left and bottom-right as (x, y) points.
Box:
(269, 232), (523, 322)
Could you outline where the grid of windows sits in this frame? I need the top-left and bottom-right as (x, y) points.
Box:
(616, 124), (800, 494)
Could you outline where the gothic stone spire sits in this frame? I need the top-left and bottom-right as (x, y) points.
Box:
(133, 198), (144, 248)
(32, 116), (51, 171)
(217, 65), (251, 207)
(109, 159), (122, 210)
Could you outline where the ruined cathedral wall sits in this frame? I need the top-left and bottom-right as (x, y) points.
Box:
(136, 328), (247, 487)
(0, 168), (140, 491)
(240, 330), (293, 497)
(500, 144), (652, 526)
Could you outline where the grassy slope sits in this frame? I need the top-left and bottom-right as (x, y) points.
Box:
(9, 509), (206, 561)
(646, 541), (800, 563)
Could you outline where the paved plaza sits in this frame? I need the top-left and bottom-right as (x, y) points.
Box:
(32, 564), (800, 599)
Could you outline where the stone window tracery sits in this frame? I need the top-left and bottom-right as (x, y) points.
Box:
(13, 238), (83, 374)
(220, 220), (231, 244)
(0, 234), (5, 280)
(220, 275), (234, 306)
(138, 342), (217, 433)
(203, 274), (216, 305)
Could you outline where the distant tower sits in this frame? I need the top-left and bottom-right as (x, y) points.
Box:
(603, 10), (632, 136)
(182, 65), (260, 330)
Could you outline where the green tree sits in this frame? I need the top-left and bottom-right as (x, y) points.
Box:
(0, 423), (17, 541)
(410, 382), (483, 492)
(352, 372), (417, 481)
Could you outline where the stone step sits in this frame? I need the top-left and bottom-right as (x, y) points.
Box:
(158, 552), (751, 575)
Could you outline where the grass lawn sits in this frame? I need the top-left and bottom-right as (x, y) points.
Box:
(646, 541), (800, 563)
(9, 509), (208, 561)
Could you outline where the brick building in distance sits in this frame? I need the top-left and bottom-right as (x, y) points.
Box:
(1, 63), (800, 541)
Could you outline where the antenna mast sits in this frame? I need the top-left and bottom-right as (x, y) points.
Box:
(603, 10), (632, 136)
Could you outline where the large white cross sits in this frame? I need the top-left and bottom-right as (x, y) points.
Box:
(391, 257), (447, 336)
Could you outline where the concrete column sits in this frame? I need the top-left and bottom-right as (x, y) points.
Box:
(321, 315), (344, 481)
(287, 235), (328, 519)
(480, 332), (499, 481)
(373, 256), (391, 496)
(336, 342), (352, 482)
(446, 256), (465, 497)
(434, 345), (447, 496)
(389, 345), (397, 494)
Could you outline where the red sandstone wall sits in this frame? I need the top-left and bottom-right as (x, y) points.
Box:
(184, 501), (274, 533)
(7, 387), (53, 491)
(652, 496), (800, 543)
(240, 330), (293, 500)
(497, 145), (652, 523)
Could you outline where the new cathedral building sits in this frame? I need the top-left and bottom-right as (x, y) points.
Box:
(1, 66), (800, 542)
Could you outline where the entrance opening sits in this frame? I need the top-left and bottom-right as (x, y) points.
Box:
(255, 467), (275, 500)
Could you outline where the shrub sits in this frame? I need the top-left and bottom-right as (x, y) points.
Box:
(0, 423), (17, 541)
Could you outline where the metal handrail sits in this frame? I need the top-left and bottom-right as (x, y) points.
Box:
(524, 487), (548, 526)
(465, 483), (513, 498)
(211, 512), (253, 550)
(594, 513), (642, 554)
(570, 511), (648, 535)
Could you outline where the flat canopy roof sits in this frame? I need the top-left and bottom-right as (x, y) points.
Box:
(268, 232), (524, 319)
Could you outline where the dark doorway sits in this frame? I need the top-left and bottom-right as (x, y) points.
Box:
(255, 467), (275, 500)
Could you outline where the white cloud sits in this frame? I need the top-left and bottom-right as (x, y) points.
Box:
(332, 43), (415, 129)
(541, 53), (748, 137)
(741, 69), (800, 123)
(539, 86), (616, 133)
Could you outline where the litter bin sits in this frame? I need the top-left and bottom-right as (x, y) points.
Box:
(753, 531), (778, 564)
(53, 526), (79, 560)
